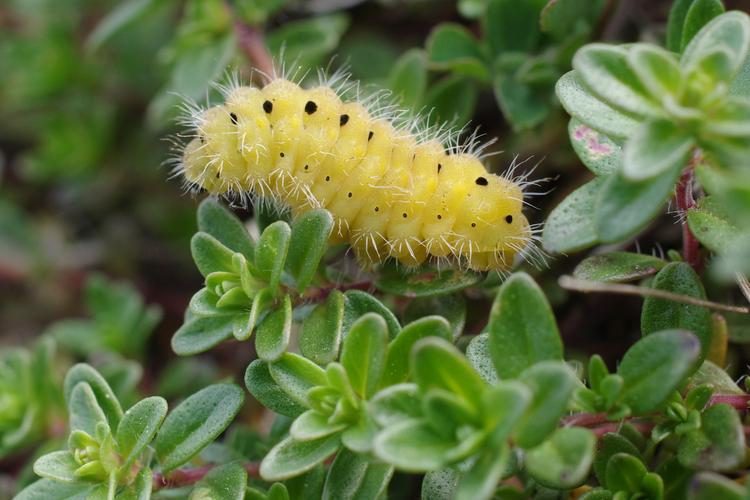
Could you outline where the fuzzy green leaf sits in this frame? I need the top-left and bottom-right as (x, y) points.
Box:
(543, 177), (606, 253)
(573, 252), (666, 283)
(191, 232), (235, 277)
(116, 396), (168, 468)
(567, 118), (622, 176)
(33, 451), (79, 484)
(487, 273), (563, 379)
(456, 446), (509, 500)
(300, 290), (345, 365)
(525, 427), (596, 489)
(388, 49), (428, 109)
(512, 361), (577, 448)
(171, 314), (236, 355)
(197, 198), (254, 257)
(268, 352), (327, 407)
(191, 463), (247, 500)
(154, 383), (244, 472)
(423, 75), (478, 128)
(678, 403), (745, 471)
(681, 11), (750, 78)
(382, 316), (452, 387)
(291, 410), (347, 442)
(370, 383), (422, 427)
(340, 313), (388, 399)
(285, 209), (333, 293)
(14, 479), (96, 500)
(244, 359), (307, 418)
(605, 453), (648, 494)
(595, 164), (682, 243)
(375, 264), (482, 298)
(260, 434), (341, 481)
(255, 221), (291, 294)
(64, 364), (122, 432)
(373, 419), (458, 472)
(466, 333), (498, 384)
(617, 330), (701, 415)
(426, 24), (488, 81)
(403, 294), (465, 342)
(687, 472), (746, 499)
(484, 0), (541, 54)
(322, 448), (394, 500)
(623, 119), (694, 181)
(494, 75), (548, 131)
(594, 433), (644, 486)
(641, 263), (712, 363)
(343, 290), (401, 340)
(68, 383), (108, 436)
(255, 295), (292, 362)
(573, 44), (657, 117)
(556, 71), (640, 140)
(681, 0), (725, 51)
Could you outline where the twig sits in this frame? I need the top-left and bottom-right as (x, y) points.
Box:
(676, 163), (701, 271)
(152, 462), (260, 490)
(559, 276), (750, 314)
(708, 394), (750, 410)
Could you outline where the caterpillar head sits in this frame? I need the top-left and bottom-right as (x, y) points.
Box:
(453, 171), (530, 270)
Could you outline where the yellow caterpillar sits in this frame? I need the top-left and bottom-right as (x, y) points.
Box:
(179, 76), (535, 271)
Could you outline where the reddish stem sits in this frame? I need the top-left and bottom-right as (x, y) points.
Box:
(233, 20), (275, 77)
(152, 462), (260, 490)
(675, 163), (700, 271)
(708, 394), (750, 411)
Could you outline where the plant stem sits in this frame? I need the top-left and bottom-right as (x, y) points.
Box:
(152, 462), (260, 490)
(676, 163), (701, 271)
(708, 394), (750, 410)
(233, 19), (275, 77)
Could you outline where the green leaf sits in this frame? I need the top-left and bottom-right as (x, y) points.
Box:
(154, 383), (244, 472)
(285, 209), (333, 293)
(594, 433), (644, 486)
(687, 196), (740, 254)
(556, 72), (640, 140)
(343, 290), (401, 340)
(680, 0), (725, 51)
(678, 403), (745, 471)
(255, 221), (291, 294)
(14, 479), (96, 500)
(627, 44), (682, 100)
(116, 396), (168, 468)
(191, 232), (235, 277)
(234, 288), (274, 341)
(456, 445), (509, 500)
(322, 448), (394, 500)
(567, 118), (623, 176)
(68, 383), (108, 436)
(525, 427), (596, 489)
(300, 290), (345, 365)
(681, 11), (750, 77)
(341, 411), (378, 453)
(291, 410), (347, 442)
(370, 383), (422, 427)
(426, 24), (488, 81)
(543, 177), (606, 253)
(482, 381), (532, 444)
(623, 120), (694, 181)
(487, 273), (563, 379)
(403, 294), (465, 342)
(87, 0), (156, 52)
(255, 295), (292, 362)
(191, 463), (248, 500)
(668, 0), (695, 52)
(375, 264), (482, 298)
(484, 0), (541, 54)
(689, 360), (744, 394)
(422, 468), (461, 500)
(244, 359), (307, 418)
(381, 316), (452, 387)
(268, 353), (327, 407)
(573, 45), (657, 117)
(339, 313), (388, 399)
(373, 418), (457, 472)
(641, 263), (712, 363)
(118, 467), (152, 500)
(388, 49), (428, 109)
(595, 163), (683, 243)
(423, 75), (478, 129)
(33, 451), (79, 483)
(412, 338), (485, 413)
(687, 472), (746, 499)
(512, 361), (577, 448)
(703, 96), (750, 136)
(267, 14), (350, 69)
(540, 0), (605, 40)
(605, 453), (648, 494)
(64, 364), (122, 431)
(466, 333), (498, 384)
(573, 252), (667, 283)
(260, 434), (341, 481)
(617, 330), (701, 415)
(494, 76), (548, 131)
(171, 315), (236, 355)
(197, 198), (254, 257)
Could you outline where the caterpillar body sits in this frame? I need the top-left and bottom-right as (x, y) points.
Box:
(179, 77), (534, 272)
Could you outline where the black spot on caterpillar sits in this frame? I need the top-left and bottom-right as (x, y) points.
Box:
(179, 77), (537, 271)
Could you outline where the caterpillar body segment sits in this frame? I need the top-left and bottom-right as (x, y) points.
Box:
(181, 78), (532, 272)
